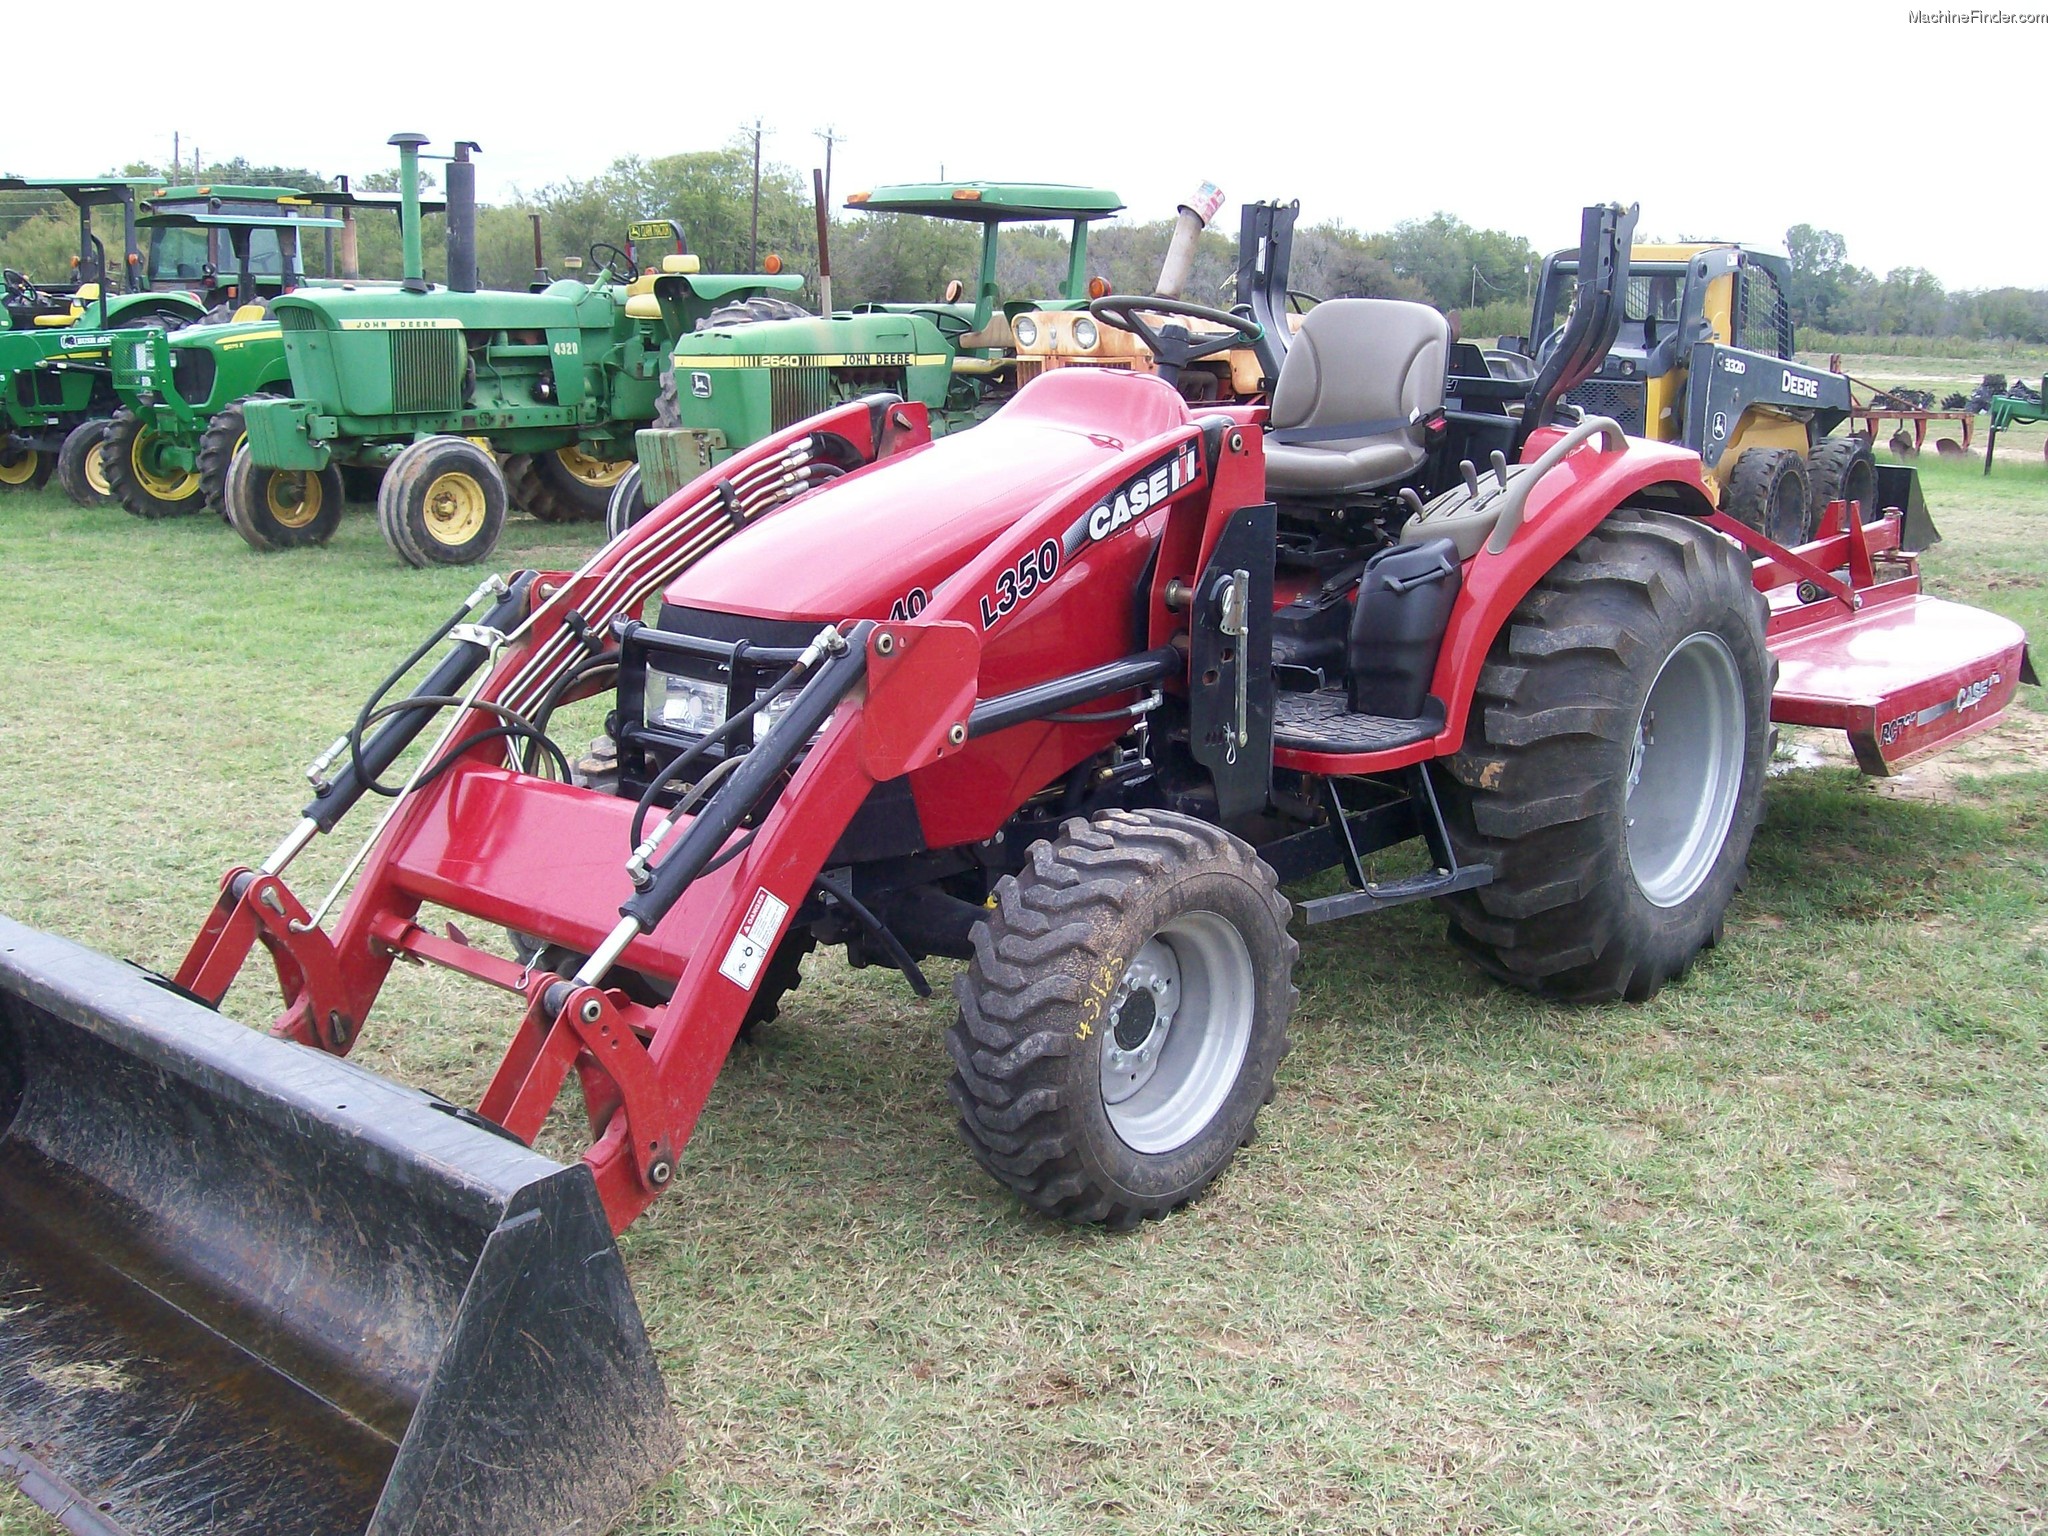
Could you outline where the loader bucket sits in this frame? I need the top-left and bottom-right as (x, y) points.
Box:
(0, 915), (678, 1536)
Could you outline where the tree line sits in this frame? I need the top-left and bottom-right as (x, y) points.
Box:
(5, 143), (2041, 344)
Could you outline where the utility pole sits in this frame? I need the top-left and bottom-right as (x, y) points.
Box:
(814, 127), (843, 314)
(747, 118), (764, 270)
(814, 126), (842, 206)
(172, 132), (180, 179)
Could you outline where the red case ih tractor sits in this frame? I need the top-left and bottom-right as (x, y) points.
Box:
(1, 204), (2033, 1534)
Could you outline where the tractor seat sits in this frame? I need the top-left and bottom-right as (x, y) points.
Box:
(1263, 299), (1449, 497)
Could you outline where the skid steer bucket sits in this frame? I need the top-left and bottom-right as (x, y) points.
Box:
(0, 915), (678, 1536)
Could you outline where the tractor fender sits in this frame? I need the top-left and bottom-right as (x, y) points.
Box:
(103, 292), (207, 328)
(1425, 435), (1717, 755)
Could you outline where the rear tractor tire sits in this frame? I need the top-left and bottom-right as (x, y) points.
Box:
(1722, 446), (1811, 546)
(0, 435), (56, 492)
(222, 445), (344, 551)
(1806, 433), (1877, 524)
(947, 809), (1297, 1229)
(604, 463), (651, 540)
(103, 407), (204, 519)
(505, 444), (628, 523)
(56, 420), (114, 506)
(378, 435), (507, 567)
(1435, 507), (1774, 1002)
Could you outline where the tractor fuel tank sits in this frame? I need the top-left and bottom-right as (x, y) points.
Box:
(0, 914), (678, 1536)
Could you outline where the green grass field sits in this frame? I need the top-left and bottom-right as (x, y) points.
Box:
(2, 436), (2046, 1534)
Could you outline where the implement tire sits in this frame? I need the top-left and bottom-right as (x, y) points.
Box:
(1722, 445), (1812, 546)
(1435, 507), (1773, 1003)
(56, 419), (114, 506)
(378, 435), (506, 567)
(947, 809), (1296, 1229)
(505, 445), (627, 523)
(0, 436), (56, 492)
(222, 445), (343, 551)
(103, 406), (204, 518)
(1807, 433), (1877, 523)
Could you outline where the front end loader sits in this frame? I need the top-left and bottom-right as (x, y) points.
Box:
(2, 204), (2032, 1531)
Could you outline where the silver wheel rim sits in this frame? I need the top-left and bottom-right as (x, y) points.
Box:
(1625, 630), (1746, 907)
(1100, 910), (1255, 1154)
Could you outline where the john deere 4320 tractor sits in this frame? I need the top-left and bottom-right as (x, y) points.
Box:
(228, 133), (806, 566)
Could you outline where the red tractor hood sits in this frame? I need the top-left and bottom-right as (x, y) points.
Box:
(663, 370), (1197, 622)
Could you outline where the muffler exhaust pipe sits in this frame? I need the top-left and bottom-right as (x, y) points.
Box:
(1154, 179), (1226, 300)
(446, 140), (479, 295)
(0, 916), (678, 1536)
(389, 131), (429, 293)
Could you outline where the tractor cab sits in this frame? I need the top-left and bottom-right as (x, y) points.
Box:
(137, 186), (346, 314)
(0, 176), (162, 328)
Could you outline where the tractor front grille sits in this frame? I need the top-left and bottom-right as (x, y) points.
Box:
(13, 372), (64, 409)
(1013, 358), (1045, 386)
(769, 365), (831, 431)
(1563, 378), (1646, 437)
(172, 349), (216, 406)
(389, 329), (466, 414)
(278, 308), (320, 332)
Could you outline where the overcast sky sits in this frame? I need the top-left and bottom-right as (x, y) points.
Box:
(13, 1), (2042, 290)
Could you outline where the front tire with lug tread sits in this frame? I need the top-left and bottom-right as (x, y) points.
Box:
(1435, 507), (1773, 1002)
(947, 808), (1297, 1229)
(103, 406), (204, 518)
(1722, 445), (1812, 545)
(222, 444), (344, 551)
(505, 444), (629, 523)
(1806, 433), (1877, 523)
(0, 437), (56, 492)
(56, 419), (114, 506)
(377, 435), (507, 567)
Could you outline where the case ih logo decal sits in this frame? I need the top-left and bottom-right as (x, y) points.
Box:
(1065, 443), (1202, 554)
(1879, 671), (2002, 747)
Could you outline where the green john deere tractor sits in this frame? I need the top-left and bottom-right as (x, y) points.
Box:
(227, 133), (807, 565)
(625, 181), (1122, 521)
(88, 185), (434, 518)
(0, 176), (211, 492)
(5, 183), (340, 507)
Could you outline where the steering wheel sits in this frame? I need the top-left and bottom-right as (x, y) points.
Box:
(1088, 295), (1262, 381)
(3, 268), (32, 304)
(587, 243), (634, 283)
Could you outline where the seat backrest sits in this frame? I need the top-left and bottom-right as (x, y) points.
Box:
(1268, 299), (1449, 437)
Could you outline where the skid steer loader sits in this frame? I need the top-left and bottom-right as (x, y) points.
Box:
(1, 204), (2032, 1533)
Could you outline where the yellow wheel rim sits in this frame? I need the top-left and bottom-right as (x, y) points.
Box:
(554, 444), (631, 488)
(421, 471), (487, 545)
(84, 441), (112, 497)
(0, 449), (39, 486)
(264, 470), (323, 530)
(130, 428), (200, 500)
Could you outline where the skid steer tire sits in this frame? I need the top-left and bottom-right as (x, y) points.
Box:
(1722, 446), (1812, 546)
(378, 436), (506, 567)
(56, 419), (114, 506)
(103, 407), (204, 518)
(1807, 433), (1877, 523)
(505, 445), (626, 523)
(946, 809), (1296, 1229)
(0, 436), (54, 492)
(605, 464), (651, 540)
(1435, 507), (1774, 1003)
(196, 397), (264, 518)
(222, 445), (344, 551)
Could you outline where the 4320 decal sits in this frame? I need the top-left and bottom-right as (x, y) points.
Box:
(978, 539), (1061, 630)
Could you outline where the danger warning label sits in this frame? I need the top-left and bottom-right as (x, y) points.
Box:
(718, 887), (789, 989)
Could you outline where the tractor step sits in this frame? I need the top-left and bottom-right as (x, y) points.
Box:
(1769, 592), (2034, 773)
(0, 916), (678, 1536)
(1299, 861), (1494, 924)
(1273, 688), (1443, 754)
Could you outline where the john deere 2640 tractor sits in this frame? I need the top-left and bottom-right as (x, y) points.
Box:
(5, 183), (342, 506)
(627, 181), (1122, 514)
(228, 133), (807, 566)
(1516, 238), (1888, 543)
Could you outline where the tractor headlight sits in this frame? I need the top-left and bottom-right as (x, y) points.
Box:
(755, 687), (812, 743)
(647, 671), (726, 735)
(1071, 317), (1099, 352)
(1013, 314), (1038, 348)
